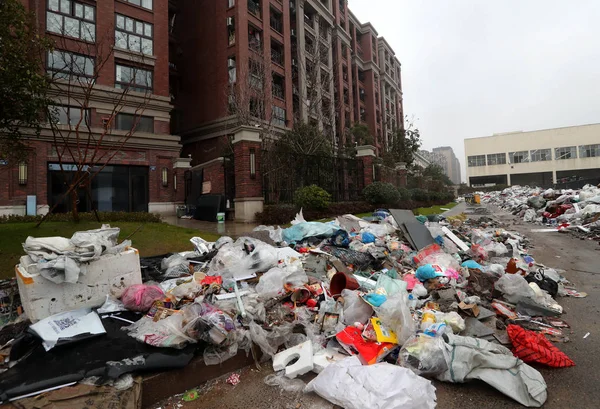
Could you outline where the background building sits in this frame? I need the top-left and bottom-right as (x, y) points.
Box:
(173, 0), (405, 165)
(431, 146), (461, 184)
(465, 123), (600, 188)
(1, 0), (184, 216)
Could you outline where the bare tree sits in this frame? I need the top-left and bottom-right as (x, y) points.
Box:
(39, 26), (155, 224)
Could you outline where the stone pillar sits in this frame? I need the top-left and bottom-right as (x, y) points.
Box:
(395, 162), (407, 187)
(172, 156), (192, 204)
(356, 145), (376, 187)
(232, 126), (263, 222)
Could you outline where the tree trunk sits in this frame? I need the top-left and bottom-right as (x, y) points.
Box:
(70, 188), (80, 223)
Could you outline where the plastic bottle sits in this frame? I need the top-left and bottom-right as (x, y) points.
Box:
(408, 294), (417, 310)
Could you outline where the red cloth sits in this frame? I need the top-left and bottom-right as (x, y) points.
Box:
(507, 324), (575, 368)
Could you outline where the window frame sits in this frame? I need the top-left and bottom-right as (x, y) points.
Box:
(122, 0), (153, 11)
(48, 104), (91, 127)
(46, 0), (96, 42)
(46, 49), (95, 81)
(508, 151), (529, 164)
(114, 112), (154, 133)
(579, 144), (600, 158)
(115, 13), (154, 56)
(115, 63), (154, 93)
(272, 105), (286, 127)
(529, 148), (552, 162)
(555, 146), (577, 160)
(486, 153), (506, 165)
(467, 155), (486, 167)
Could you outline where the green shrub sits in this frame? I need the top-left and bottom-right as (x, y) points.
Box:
(0, 212), (162, 224)
(397, 187), (411, 201)
(362, 182), (401, 205)
(294, 185), (332, 210)
(410, 188), (429, 202)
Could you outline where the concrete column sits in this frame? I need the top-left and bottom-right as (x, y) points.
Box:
(507, 173), (512, 186)
(356, 145), (376, 187)
(232, 126), (263, 222)
(172, 157), (192, 203)
(552, 170), (557, 185)
(395, 162), (407, 187)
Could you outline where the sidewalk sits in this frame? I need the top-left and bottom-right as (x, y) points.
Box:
(161, 216), (259, 238)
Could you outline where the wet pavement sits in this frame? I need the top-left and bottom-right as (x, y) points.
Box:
(152, 204), (600, 409)
(162, 216), (258, 238)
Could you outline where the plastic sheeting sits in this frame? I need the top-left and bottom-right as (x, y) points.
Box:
(305, 356), (437, 409)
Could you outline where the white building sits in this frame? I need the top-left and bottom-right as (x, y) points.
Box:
(465, 123), (600, 187)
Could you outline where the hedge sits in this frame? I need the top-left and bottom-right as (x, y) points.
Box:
(0, 212), (162, 224)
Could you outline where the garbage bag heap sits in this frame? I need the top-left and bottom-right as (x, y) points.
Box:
(481, 184), (600, 240)
(3, 207), (588, 408)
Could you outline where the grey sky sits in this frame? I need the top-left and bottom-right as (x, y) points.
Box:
(349, 0), (600, 182)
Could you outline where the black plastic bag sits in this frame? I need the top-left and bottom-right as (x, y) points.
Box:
(525, 269), (558, 297)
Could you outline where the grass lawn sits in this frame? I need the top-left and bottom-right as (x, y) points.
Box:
(0, 222), (220, 280)
(413, 202), (457, 216)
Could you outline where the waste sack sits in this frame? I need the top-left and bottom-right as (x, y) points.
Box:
(436, 334), (547, 407)
(507, 325), (575, 368)
(398, 334), (448, 376)
(282, 222), (337, 243)
(121, 284), (165, 312)
(305, 356), (437, 409)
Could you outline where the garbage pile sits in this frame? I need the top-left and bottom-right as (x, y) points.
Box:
(0, 210), (587, 408)
(481, 184), (600, 240)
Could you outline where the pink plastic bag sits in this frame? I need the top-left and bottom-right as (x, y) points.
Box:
(121, 284), (164, 312)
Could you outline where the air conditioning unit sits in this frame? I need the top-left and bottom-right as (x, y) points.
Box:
(226, 17), (234, 26)
(292, 58), (297, 66)
(291, 28), (296, 37)
(228, 59), (235, 68)
(290, 1), (295, 11)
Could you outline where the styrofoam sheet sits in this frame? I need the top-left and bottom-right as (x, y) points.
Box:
(16, 248), (142, 322)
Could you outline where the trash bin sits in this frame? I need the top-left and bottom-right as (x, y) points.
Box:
(217, 212), (225, 223)
(176, 205), (187, 218)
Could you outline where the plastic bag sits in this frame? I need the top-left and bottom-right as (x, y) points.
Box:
(376, 274), (407, 296)
(373, 289), (415, 345)
(255, 266), (308, 299)
(209, 237), (279, 279)
(507, 324), (574, 367)
(190, 237), (212, 254)
(341, 289), (373, 325)
(97, 295), (127, 313)
(495, 274), (534, 304)
(305, 356), (437, 409)
(399, 334), (448, 376)
(121, 284), (164, 312)
(282, 222), (338, 243)
(432, 311), (465, 333)
(361, 232), (376, 244)
(30, 308), (106, 351)
(253, 225), (284, 243)
(264, 372), (306, 393)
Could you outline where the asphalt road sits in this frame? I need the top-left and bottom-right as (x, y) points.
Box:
(151, 205), (600, 409)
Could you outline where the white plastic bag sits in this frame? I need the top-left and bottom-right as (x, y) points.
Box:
(341, 289), (373, 325)
(373, 289), (415, 345)
(495, 274), (535, 304)
(305, 356), (437, 409)
(399, 334), (447, 376)
(255, 266), (308, 299)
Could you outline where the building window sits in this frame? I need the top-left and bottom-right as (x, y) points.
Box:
(555, 146), (577, 160)
(272, 73), (285, 99)
(249, 60), (263, 88)
(47, 0), (95, 42)
(579, 144), (600, 158)
(48, 105), (91, 127)
(272, 105), (286, 127)
(47, 50), (94, 80)
(115, 64), (153, 92)
(270, 7), (283, 33)
(228, 57), (236, 83)
(228, 0), (235, 8)
(271, 40), (284, 66)
(123, 0), (153, 10)
(467, 155), (486, 167)
(249, 25), (262, 51)
(115, 113), (154, 133)
(248, 0), (261, 18)
(530, 148), (552, 162)
(115, 14), (153, 55)
(486, 153), (506, 165)
(509, 151), (529, 164)
(227, 17), (235, 45)
(249, 148), (256, 178)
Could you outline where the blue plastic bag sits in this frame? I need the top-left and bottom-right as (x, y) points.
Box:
(416, 264), (443, 282)
(361, 232), (376, 244)
(461, 260), (482, 270)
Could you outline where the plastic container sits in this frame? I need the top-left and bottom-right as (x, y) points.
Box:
(217, 212), (225, 223)
(16, 248), (142, 322)
(330, 272), (360, 299)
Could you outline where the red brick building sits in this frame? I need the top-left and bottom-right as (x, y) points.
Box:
(1, 0), (186, 216)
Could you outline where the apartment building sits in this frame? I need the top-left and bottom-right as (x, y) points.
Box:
(173, 0), (404, 165)
(419, 149), (447, 170)
(432, 146), (461, 185)
(465, 123), (600, 188)
(1, 0), (184, 216)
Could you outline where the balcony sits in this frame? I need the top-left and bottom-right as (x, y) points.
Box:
(271, 49), (283, 66)
(248, 0), (261, 18)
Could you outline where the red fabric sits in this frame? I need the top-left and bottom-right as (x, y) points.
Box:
(507, 324), (575, 368)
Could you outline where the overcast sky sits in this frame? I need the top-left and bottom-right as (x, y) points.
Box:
(349, 0), (600, 182)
